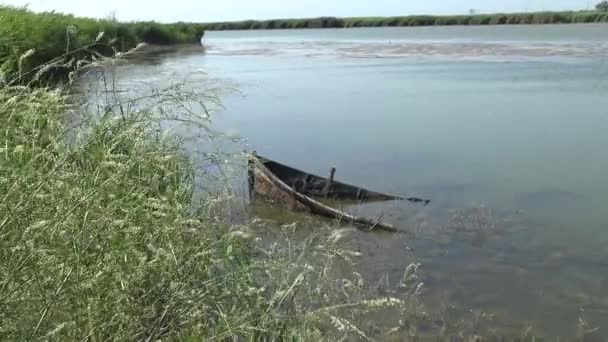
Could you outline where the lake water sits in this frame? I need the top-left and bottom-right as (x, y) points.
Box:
(108, 24), (608, 338)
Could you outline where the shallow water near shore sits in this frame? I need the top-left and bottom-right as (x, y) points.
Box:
(88, 24), (608, 338)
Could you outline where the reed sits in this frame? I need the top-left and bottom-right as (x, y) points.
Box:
(201, 11), (608, 30)
(0, 24), (427, 340)
(0, 5), (205, 84)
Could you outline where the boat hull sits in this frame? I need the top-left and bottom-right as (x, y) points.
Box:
(248, 154), (401, 232)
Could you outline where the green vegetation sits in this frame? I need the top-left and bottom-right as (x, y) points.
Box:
(0, 5), (205, 84)
(202, 10), (608, 30)
(0, 7), (431, 341)
(597, 1), (608, 11)
(0, 73), (431, 339)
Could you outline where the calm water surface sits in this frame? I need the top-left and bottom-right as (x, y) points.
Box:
(112, 25), (608, 338)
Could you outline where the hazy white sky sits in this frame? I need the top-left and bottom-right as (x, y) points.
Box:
(1, 0), (596, 22)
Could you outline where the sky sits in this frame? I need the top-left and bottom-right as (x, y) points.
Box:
(0, 0), (596, 22)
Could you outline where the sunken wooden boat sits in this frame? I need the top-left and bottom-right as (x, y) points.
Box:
(248, 154), (406, 232)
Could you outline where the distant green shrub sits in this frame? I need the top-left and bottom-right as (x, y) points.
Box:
(489, 15), (508, 25)
(200, 10), (608, 31)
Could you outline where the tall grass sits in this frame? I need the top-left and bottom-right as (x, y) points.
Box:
(0, 18), (431, 338)
(202, 10), (608, 30)
(0, 5), (205, 84)
(0, 79), (427, 341)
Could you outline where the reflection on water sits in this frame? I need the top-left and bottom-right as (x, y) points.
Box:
(85, 24), (608, 339)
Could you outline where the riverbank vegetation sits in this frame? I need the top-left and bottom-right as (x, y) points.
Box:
(0, 5), (205, 84)
(202, 10), (608, 30)
(2, 81), (429, 340)
(0, 7), (434, 340)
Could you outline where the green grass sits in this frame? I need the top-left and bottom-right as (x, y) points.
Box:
(0, 72), (432, 339)
(0, 6), (428, 339)
(0, 5), (206, 84)
(201, 10), (608, 30)
(0, 10), (430, 338)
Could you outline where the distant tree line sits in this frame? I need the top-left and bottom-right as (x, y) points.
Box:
(201, 11), (608, 31)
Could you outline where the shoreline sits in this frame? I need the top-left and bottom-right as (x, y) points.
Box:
(201, 10), (608, 30)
